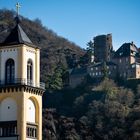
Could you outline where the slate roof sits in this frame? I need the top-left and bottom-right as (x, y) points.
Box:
(114, 42), (138, 58)
(90, 61), (117, 67)
(0, 17), (34, 47)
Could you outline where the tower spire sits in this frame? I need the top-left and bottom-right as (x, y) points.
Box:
(16, 2), (21, 16)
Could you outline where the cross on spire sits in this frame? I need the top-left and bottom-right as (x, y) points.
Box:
(16, 2), (21, 15)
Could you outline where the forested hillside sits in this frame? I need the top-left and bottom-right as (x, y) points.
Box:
(0, 9), (85, 85)
(43, 78), (140, 140)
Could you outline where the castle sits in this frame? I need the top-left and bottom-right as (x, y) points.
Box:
(70, 34), (140, 88)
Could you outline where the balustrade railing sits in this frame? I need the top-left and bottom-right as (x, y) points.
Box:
(0, 78), (45, 89)
(0, 121), (17, 137)
(26, 123), (38, 139)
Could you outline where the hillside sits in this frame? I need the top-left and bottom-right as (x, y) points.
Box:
(0, 9), (85, 84)
(42, 78), (140, 140)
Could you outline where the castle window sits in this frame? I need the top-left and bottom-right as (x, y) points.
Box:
(27, 59), (33, 85)
(119, 52), (123, 56)
(5, 59), (15, 84)
(124, 72), (126, 77)
(132, 64), (135, 68)
(136, 64), (140, 68)
(119, 59), (122, 63)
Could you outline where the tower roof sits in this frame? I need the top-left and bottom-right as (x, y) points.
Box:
(114, 42), (138, 58)
(1, 19), (33, 46)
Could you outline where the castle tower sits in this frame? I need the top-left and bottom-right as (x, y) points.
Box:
(0, 4), (45, 140)
(94, 34), (113, 62)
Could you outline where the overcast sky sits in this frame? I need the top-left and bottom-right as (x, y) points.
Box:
(0, 0), (140, 50)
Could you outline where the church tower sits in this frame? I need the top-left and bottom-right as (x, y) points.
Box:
(0, 3), (45, 140)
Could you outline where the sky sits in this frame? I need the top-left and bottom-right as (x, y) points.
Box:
(0, 0), (140, 50)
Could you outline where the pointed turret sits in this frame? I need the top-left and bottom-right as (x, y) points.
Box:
(1, 16), (33, 46)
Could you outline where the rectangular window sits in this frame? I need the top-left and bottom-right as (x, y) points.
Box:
(119, 52), (123, 56)
(124, 72), (126, 77)
(119, 59), (122, 63)
(136, 65), (140, 68)
(132, 64), (135, 68)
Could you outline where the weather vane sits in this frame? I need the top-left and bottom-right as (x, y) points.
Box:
(16, 2), (21, 15)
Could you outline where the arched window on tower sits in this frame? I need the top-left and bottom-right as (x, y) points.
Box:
(5, 59), (15, 84)
(0, 98), (17, 137)
(26, 98), (37, 139)
(27, 59), (33, 85)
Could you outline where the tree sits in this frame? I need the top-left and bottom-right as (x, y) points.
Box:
(102, 62), (109, 79)
(46, 62), (67, 90)
(86, 40), (94, 64)
(95, 78), (117, 100)
(34, 18), (42, 26)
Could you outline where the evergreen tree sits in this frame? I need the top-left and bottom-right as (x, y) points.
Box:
(46, 62), (66, 90)
(86, 40), (94, 64)
(102, 62), (109, 79)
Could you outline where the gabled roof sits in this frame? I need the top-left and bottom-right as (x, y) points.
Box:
(114, 42), (138, 58)
(0, 17), (34, 47)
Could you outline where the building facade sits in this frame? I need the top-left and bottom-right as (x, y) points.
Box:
(69, 68), (87, 88)
(0, 17), (45, 140)
(128, 63), (140, 79)
(88, 61), (117, 79)
(69, 35), (140, 88)
(113, 42), (140, 79)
